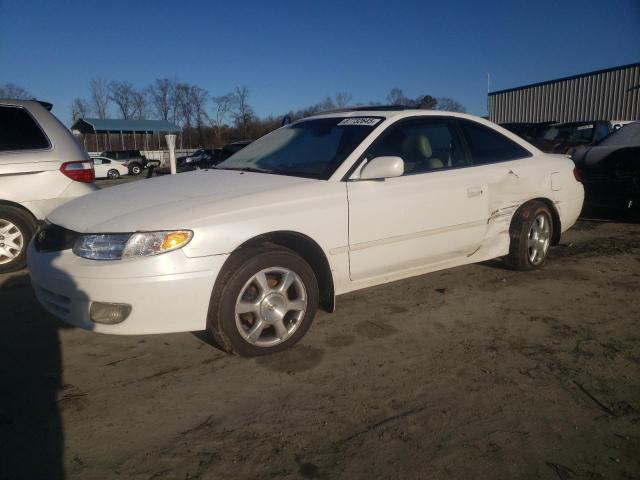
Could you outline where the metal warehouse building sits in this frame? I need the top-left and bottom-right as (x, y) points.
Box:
(488, 62), (640, 124)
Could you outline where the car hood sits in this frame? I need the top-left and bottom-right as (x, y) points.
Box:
(48, 169), (316, 233)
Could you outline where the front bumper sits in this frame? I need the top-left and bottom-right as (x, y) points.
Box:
(27, 243), (229, 334)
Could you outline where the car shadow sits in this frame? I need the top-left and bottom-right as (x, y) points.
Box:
(191, 330), (226, 353)
(0, 262), (88, 480)
(477, 257), (509, 270)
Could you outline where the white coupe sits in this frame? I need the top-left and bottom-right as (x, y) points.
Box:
(28, 109), (584, 356)
(91, 157), (129, 179)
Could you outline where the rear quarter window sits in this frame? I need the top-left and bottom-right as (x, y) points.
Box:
(0, 105), (50, 152)
(458, 120), (531, 165)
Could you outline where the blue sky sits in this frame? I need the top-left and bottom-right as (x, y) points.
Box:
(1, 0), (639, 125)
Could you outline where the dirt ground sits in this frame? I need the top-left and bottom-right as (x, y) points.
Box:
(1, 219), (639, 480)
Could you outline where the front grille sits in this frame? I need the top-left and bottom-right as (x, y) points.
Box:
(34, 284), (71, 317)
(34, 223), (79, 252)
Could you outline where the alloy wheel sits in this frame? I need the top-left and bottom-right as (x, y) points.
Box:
(234, 267), (307, 347)
(0, 219), (24, 265)
(527, 213), (550, 265)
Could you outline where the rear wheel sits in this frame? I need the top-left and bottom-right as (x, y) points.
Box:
(107, 169), (120, 179)
(129, 163), (142, 175)
(207, 244), (319, 356)
(0, 206), (36, 273)
(506, 201), (553, 270)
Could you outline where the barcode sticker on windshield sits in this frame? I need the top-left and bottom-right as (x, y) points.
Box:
(338, 117), (381, 126)
(577, 124), (593, 130)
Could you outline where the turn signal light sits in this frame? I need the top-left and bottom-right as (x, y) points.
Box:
(60, 161), (95, 183)
(161, 231), (192, 250)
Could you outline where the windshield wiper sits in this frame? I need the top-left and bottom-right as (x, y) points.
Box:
(215, 166), (271, 174)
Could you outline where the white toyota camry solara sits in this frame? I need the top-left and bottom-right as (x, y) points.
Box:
(28, 108), (584, 356)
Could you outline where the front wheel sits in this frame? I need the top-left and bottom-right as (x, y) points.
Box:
(506, 201), (553, 270)
(107, 169), (120, 179)
(207, 244), (319, 356)
(129, 164), (142, 175)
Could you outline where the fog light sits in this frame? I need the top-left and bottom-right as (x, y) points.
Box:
(90, 302), (132, 324)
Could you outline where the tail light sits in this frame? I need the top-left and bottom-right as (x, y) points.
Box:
(573, 167), (582, 183)
(60, 161), (94, 183)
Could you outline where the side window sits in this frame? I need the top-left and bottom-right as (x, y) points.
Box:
(458, 120), (531, 165)
(366, 119), (468, 175)
(0, 106), (50, 152)
(93, 158), (102, 165)
(103, 159), (111, 164)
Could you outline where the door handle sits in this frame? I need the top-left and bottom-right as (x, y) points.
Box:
(467, 186), (483, 198)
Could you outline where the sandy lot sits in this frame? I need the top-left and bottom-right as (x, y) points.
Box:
(1, 219), (639, 480)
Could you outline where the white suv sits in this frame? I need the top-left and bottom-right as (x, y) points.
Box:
(0, 99), (97, 272)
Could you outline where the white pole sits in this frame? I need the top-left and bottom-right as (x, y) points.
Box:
(166, 134), (177, 175)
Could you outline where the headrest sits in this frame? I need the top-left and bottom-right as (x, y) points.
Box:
(402, 134), (433, 158)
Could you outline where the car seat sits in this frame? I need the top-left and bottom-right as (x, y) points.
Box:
(400, 133), (444, 173)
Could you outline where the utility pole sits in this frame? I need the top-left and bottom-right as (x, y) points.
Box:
(487, 73), (491, 119)
(166, 134), (177, 175)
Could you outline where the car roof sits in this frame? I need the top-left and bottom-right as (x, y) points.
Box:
(0, 98), (52, 110)
(296, 107), (544, 162)
(301, 108), (491, 123)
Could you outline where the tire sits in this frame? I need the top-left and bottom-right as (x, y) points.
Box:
(207, 244), (319, 356)
(0, 206), (36, 273)
(107, 169), (120, 179)
(129, 164), (142, 175)
(505, 201), (553, 271)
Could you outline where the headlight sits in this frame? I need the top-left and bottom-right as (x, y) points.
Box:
(73, 230), (193, 260)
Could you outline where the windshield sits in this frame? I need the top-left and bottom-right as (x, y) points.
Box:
(598, 122), (640, 147)
(538, 124), (593, 143)
(216, 117), (382, 179)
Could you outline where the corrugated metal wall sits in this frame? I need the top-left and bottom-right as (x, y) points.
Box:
(489, 63), (640, 124)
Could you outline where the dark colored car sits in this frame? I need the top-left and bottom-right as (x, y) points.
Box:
(218, 140), (252, 162)
(176, 148), (220, 172)
(177, 148), (216, 164)
(500, 122), (555, 143)
(155, 141), (253, 175)
(532, 121), (612, 154)
(100, 150), (151, 175)
(572, 122), (640, 219)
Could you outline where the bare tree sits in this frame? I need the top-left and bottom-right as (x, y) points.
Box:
(170, 82), (197, 146)
(334, 92), (352, 108)
(386, 87), (406, 105)
(0, 83), (31, 99)
(189, 85), (209, 145)
(71, 98), (91, 121)
(89, 78), (110, 119)
(231, 86), (254, 138)
(147, 78), (174, 120)
(436, 97), (466, 112)
(109, 81), (138, 119)
(132, 90), (147, 119)
(319, 96), (335, 112)
(211, 93), (234, 146)
(174, 83), (193, 127)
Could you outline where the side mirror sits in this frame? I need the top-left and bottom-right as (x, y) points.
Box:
(359, 156), (404, 180)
